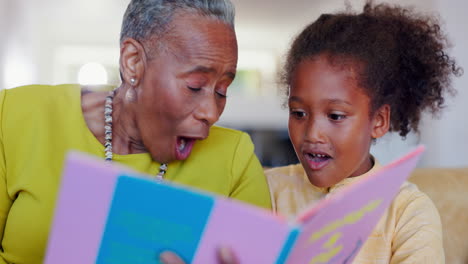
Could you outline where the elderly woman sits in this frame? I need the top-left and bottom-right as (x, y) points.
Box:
(0, 0), (271, 263)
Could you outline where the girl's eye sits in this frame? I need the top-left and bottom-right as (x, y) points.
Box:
(290, 110), (307, 119)
(329, 113), (346, 121)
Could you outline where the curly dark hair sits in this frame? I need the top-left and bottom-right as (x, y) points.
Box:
(282, 1), (463, 137)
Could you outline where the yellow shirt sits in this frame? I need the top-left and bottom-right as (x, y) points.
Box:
(0, 84), (271, 264)
(266, 162), (444, 264)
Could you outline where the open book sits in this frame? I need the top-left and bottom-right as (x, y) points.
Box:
(45, 146), (425, 264)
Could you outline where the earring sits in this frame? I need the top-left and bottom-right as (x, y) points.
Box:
(125, 87), (137, 102)
(130, 78), (136, 86)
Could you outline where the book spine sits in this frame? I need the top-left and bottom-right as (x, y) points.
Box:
(274, 227), (300, 264)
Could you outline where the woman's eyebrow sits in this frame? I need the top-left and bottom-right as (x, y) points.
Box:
(185, 66), (236, 80)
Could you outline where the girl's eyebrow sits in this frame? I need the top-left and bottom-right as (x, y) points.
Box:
(288, 96), (302, 103)
(327, 98), (352, 106)
(288, 97), (352, 106)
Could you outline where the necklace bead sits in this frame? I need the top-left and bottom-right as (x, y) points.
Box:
(104, 90), (168, 180)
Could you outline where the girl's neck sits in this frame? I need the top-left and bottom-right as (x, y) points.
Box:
(348, 155), (375, 178)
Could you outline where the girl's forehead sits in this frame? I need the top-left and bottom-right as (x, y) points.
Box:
(292, 57), (361, 88)
(288, 57), (371, 106)
(305, 54), (364, 75)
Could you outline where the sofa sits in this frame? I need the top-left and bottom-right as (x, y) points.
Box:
(408, 168), (468, 264)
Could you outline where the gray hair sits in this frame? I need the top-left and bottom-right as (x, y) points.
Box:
(120, 0), (235, 44)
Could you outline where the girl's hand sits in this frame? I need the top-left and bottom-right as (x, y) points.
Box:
(159, 246), (239, 264)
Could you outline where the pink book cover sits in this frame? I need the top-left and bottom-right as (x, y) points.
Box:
(44, 153), (291, 264)
(44, 146), (424, 264)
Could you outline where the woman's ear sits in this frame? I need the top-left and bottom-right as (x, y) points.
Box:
(371, 104), (390, 139)
(119, 38), (146, 86)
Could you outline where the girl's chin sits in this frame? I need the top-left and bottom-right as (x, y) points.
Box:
(304, 169), (342, 188)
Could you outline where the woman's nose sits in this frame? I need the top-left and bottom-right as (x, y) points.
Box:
(194, 95), (220, 126)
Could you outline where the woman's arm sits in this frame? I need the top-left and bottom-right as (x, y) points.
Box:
(0, 90), (13, 263)
(229, 132), (272, 210)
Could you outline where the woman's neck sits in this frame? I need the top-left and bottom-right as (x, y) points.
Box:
(81, 87), (147, 155)
(111, 88), (148, 154)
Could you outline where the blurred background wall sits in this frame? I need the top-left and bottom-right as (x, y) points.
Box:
(0, 0), (466, 167)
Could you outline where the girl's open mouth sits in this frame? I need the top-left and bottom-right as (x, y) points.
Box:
(305, 152), (332, 170)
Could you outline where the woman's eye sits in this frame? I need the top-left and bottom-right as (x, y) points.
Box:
(329, 113), (346, 121)
(216, 91), (227, 98)
(188, 86), (202, 92)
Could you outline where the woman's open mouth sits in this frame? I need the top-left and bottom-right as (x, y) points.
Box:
(175, 137), (196, 160)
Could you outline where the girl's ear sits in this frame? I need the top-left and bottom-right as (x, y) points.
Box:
(371, 104), (390, 139)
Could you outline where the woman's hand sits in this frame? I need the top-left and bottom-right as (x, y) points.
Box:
(159, 246), (239, 264)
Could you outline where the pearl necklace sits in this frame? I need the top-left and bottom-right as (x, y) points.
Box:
(104, 90), (168, 181)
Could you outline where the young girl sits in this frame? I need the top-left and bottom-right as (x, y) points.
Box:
(161, 2), (461, 264)
(266, 2), (461, 263)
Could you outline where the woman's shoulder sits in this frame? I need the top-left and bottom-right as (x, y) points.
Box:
(1, 84), (84, 134)
(187, 126), (256, 164)
(203, 126), (253, 150)
(208, 126), (246, 139)
(3, 83), (80, 94)
(2, 84), (81, 107)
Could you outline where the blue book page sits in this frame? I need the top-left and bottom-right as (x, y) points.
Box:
(96, 175), (215, 264)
